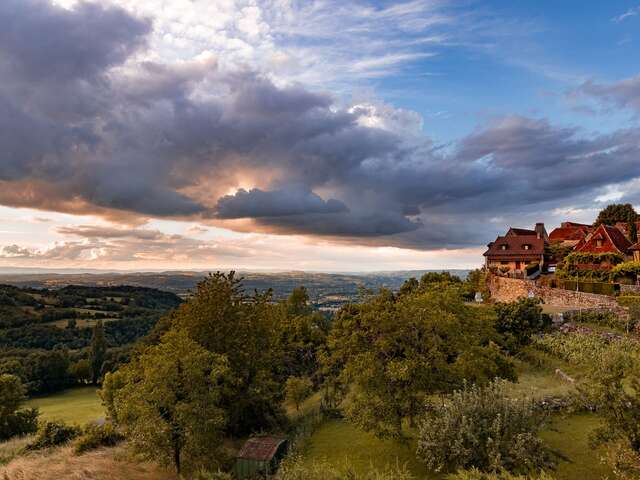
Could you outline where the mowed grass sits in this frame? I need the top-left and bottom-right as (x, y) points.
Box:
(541, 413), (612, 480)
(25, 386), (104, 425)
(303, 419), (439, 479)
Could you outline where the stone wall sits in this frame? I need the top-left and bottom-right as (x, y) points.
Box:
(488, 275), (623, 311)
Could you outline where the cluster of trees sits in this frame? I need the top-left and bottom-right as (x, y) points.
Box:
(0, 321), (117, 394)
(100, 271), (553, 476)
(103, 272), (329, 473)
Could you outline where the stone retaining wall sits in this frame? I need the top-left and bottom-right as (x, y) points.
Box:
(488, 275), (624, 313)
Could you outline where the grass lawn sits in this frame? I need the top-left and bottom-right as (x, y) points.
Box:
(25, 386), (104, 425)
(541, 413), (612, 480)
(302, 419), (440, 479)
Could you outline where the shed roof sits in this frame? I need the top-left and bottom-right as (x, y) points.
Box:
(237, 436), (287, 462)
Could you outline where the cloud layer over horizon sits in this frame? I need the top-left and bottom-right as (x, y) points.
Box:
(1, 0), (640, 268)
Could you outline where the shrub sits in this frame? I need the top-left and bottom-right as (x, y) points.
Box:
(416, 380), (553, 474)
(74, 422), (124, 454)
(494, 298), (551, 353)
(0, 408), (39, 440)
(185, 470), (234, 480)
(26, 420), (81, 450)
(285, 376), (313, 411)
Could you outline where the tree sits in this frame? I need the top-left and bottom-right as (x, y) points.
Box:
(68, 359), (92, 384)
(327, 286), (514, 438)
(416, 380), (553, 474)
(90, 320), (107, 384)
(494, 298), (551, 353)
(595, 203), (638, 227)
(0, 374), (39, 440)
(285, 376), (313, 411)
(170, 272), (287, 436)
(0, 374), (25, 419)
(102, 330), (231, 475)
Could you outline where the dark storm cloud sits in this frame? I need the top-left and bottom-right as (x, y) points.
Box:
(215, 188), (348, 218)
(1, 0), (640, 249)
(0, 0), (150, 82)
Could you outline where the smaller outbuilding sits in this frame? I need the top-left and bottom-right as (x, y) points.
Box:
(235, 435), (288, 479)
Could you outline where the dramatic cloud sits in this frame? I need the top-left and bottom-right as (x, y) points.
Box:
(216, 188), (348, 218)
(1, 0), (640, 256)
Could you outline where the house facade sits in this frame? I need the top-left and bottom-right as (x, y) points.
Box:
(574, 224), (632, 256)
(484, 223), (548, 276)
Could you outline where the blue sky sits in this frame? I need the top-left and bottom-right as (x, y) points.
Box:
(0, 0), (639, 271)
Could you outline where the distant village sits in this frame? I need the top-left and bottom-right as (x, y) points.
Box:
(484, 215), (640, 287)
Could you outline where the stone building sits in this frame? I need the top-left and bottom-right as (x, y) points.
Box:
(484, 223), (548, 276)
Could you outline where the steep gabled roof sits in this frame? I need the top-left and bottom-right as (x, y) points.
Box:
(575, 224), (632, 255)
(629, 242), (640, 251)
(549, 226), (589, 242)
(484, 235), (545, 258)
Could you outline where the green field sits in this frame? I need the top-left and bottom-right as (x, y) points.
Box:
(25, 386), (104, 425)
(303, 419), (437, 478)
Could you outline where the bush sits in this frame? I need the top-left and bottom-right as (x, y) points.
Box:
(416, 380), (553, 474)
(74, 422), (124, 454)
(0, 408), (39, 440)
(26, 420), (81, 450)
(494, 298), (550, 353)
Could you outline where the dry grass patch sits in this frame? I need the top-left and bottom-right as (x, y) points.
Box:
(0, 445), (176, 480)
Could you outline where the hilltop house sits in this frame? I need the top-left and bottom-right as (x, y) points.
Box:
(549, 222), (591, 247)
(574, 224), (632, 256)
(484, 223), (548, 276)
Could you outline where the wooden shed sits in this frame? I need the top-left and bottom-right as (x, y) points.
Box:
(234, 435), (288, 479)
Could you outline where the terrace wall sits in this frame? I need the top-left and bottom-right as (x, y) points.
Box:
(487, 275), (624, 312)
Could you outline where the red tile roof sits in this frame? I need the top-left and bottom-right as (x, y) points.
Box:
(237, 436), (287, 461)
(484, 235), (545, 259)
(575, 224), (632, 255)
(549, 226), (589, 242)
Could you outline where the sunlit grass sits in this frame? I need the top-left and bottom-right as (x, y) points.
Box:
(25, 386), (104, 425)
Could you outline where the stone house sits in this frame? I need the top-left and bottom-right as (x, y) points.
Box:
(484, 223), (548, 276)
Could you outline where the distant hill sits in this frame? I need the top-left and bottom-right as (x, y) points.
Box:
(0, 269), (470, 311)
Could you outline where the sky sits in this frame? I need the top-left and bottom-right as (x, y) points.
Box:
(1, 0), (640, 272)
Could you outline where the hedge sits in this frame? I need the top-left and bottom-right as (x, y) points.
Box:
(558, 280), (618, 296)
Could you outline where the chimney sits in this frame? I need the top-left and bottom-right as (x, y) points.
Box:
(535, 223), (547, 241)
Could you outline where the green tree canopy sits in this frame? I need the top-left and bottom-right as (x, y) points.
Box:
(169, 272), (287, 436)
(102, 330), (231, 474)
(326, 286), (515, 438)
(594, 203), (638, 227)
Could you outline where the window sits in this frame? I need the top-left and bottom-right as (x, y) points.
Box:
(596, 239), (603, 248)
(523, 244), (531, 250)
(501, 261), (509, 265)
(500, 244), (508, 250)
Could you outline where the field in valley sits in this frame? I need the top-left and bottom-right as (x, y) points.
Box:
(25, 386), (104, 425)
